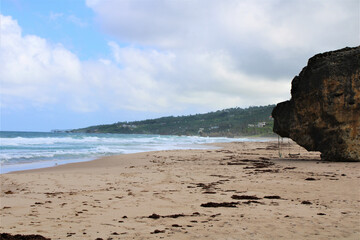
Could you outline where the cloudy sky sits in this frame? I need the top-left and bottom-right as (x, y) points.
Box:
(1, 0), (359, 131)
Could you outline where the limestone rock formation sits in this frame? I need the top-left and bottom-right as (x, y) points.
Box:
(272, 46), (360, 161)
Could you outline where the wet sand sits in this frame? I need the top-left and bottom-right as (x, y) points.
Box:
(1, 141), (359, 239)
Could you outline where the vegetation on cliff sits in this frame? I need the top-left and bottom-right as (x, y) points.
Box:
(72, 105), (275, 137)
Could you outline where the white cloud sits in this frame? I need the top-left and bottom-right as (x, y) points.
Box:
(103, 42), (291, 111)
(49, 11), (88, 27)
(2, 0), (358, 116)
(67, 15), (88, 27)
(0, 15), (85, 110)
(0, 14), (291, 114)
(0, 15), (180, 112)
(87, 0), (359, 78)
(49, 12), (63, 21)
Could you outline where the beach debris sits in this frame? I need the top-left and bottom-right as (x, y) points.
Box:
(171, 224), (182, 227)
(44, 192), (63, 197)
(147, 213), (197, 219)
(301, 200), (312, 205)
(227, 161), (247, 165)
(272, 46), (360, 162)
(231, 195), (261, 200)
(251, 160), (275, 168)
(200, 202), (239, 208)
(253, 169), (279, 173)
(283, 167), (297, 170)
(150, 229), (165, 234)
(66, 232), (75, 237)
(242, 200), (265, 205)
(263, 195), (281, 199)
(210, 213), (221, 218)
(227, 158), (276, 172)
(148, 213), (161, 219)
(0, 233), (51, 240)
(195, 182), (222, 190)
(203, 191), (217, 194)
(166, 213), (186, 218)
(209, 174), (235, 178)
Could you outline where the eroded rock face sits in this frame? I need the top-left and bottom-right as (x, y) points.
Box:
(272, 46), (360, 161)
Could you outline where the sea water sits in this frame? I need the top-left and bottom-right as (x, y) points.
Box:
(0, 131), (267, 174)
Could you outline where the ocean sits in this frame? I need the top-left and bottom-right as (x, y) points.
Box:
(0, 131), (268, 174)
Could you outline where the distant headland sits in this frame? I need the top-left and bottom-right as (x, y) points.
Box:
(71, 105), (276, 137)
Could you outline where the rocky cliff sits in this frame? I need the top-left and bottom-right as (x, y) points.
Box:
(272, 46), (360, 161)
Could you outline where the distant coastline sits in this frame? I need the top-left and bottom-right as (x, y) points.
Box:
(71, 105), (276, 137)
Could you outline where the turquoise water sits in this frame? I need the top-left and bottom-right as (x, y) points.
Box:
(0, 131), (267, 173)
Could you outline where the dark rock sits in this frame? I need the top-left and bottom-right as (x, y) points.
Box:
(272, 46), (360, 162)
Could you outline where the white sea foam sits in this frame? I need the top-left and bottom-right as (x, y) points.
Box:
(0, 136), (132, 146)
(0, 131), (271, 173)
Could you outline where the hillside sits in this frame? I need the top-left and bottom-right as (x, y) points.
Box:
(71, 105), (276, 137)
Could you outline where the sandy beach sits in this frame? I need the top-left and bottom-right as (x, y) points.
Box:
(1, 141), (359, 239)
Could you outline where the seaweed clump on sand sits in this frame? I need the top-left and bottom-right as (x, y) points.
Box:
(200, 202), (239, 208)
(0, 233), (51, 240)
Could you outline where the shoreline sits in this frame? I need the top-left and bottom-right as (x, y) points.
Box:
(0, 143), (222, 175)
(1, 136), (276, 174)
(1, 141), (359, 239)
(2, 142), (226, 175)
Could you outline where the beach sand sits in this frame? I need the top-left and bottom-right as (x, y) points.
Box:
(1, 141), (359, 239)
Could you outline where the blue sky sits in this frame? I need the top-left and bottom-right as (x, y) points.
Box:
(1, 0), (359, 131)
(1, 0), (108, 60)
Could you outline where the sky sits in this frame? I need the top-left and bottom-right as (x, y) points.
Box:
(0, 0), (359, 132)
